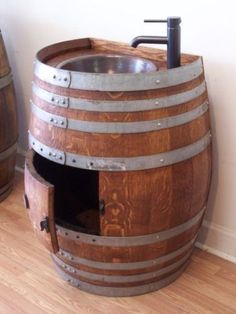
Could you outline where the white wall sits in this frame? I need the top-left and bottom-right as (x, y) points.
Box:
(1, 0), (236, 261)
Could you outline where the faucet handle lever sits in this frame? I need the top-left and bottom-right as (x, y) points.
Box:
(144, 19), (167, 23)
(144, 17), (181, 27)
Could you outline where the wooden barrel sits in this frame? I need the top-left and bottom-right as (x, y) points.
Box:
(0, 30), (18, 202)
(24, 38), (212, 296)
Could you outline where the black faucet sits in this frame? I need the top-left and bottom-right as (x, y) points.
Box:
(130, 17), (181, 69)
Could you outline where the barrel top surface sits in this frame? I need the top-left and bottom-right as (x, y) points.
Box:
(34, 38), (203, 91)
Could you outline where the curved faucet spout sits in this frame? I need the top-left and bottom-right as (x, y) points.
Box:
(130, 36), (168, 48)
(130, 17), (181, 69)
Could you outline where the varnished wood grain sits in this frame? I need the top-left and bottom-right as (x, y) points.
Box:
(90, 38), (199, 67)
(41, 37), (198, 70)
(33, 73), (205, 101)
(1, 172), (236, 313)
(0, 155), (16, 200)
(25, 149), (206, 293)
(30, 38), (210, 160)
(57, 248), (193, 276)
(54, 261), (189, 289)
(0, 35), (18, 201)
(0, 83), (18, 151)
(26, 38), (212, 295)
(56, 223), (200, 263)
(24, 150), (58, 253)
(29, 113), (210, 157)
(37, 37), (91, 64)
(0, 33), (10, 77)
(32, 86), (207, 122)
(100, 147), (211, 236)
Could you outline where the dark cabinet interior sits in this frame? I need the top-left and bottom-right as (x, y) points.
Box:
(33, 153), (100, 235)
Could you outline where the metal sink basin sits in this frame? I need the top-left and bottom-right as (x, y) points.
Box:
(59, 54), (157, 74)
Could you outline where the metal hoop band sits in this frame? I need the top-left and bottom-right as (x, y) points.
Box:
(54, 262), (188, 296)
(32, 80), (206, 112)
(31, 100), (209, 134)
(57, 235), (197, 270)
(34, 54), (203, 91)
(29, 132), (211, 171)
(56, 207), (205, 247)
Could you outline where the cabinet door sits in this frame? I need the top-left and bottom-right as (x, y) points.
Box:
(24, 150), (59, 253)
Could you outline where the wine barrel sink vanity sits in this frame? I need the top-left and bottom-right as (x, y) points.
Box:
(24, 17), (212, 296)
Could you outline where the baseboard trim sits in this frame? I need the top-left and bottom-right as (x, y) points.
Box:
(196, 220), (236, 264)
(195, 241), (236, 264)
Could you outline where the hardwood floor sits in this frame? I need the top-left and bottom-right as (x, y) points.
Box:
(0, 171), (236, 314)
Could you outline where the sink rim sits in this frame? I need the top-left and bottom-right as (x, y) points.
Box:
(57, 53), (158, 74)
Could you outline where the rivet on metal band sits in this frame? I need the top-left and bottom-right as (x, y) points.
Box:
(57, 234), (197, 270)
(34, 57), (203, 91)
(28, 131), (211, 171)
(32, 81), (206, 112)
(31, 101), (67, 129)
(29, 135), (65, 165)
(32, 83), (69, 108)
(31, 100), (209, 134)
(52, 250), (192, 283)
(35, 61), (71, 88)
(56, 207), (205, 247)
(53, 262), (188, 296)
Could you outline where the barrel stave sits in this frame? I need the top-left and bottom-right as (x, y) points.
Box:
(0, 32), (17, 202)
(0, 83), (18, 152)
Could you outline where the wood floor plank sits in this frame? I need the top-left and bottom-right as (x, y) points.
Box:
(160, 280), (235, 314)
(0, 282), (46, 314)
(177, 273), (236, 312)
(0, 171), (236, 314)
(187, 261), (236, 298)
